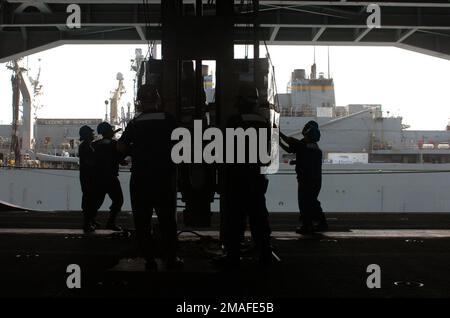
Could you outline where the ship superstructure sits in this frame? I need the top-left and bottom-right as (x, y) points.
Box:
(276, 61), (450, 165)
(279, 64), (336, 118)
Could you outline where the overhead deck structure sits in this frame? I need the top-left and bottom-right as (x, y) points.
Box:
(0, 0), (450, 63)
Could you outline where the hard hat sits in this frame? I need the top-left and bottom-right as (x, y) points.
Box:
(304, 120), (319, 130)
(97, 122), (121, 136)
(302, 120), (320, 142)
(79, 125), (94, 141)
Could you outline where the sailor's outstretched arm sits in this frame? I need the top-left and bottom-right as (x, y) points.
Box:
(279, 139), (291, 153)
(279, 130), (287, 139)
(279, 131), (297, 153)
(117, 122), (135, 156)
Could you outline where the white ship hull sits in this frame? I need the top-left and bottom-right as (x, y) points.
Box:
(1, 163), (450, 213)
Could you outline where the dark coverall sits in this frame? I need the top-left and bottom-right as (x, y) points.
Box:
(224, 112), (272, 261)
(78, 140), (98, 227)
(118, 112), (178, 261)
(92, 138), (124, 223)
(283, 138), (326, 228)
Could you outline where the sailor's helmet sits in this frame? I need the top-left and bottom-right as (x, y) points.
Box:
(79, 125), (94, 141)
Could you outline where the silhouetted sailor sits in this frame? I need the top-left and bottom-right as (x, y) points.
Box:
(280, 121), (328, 235)
(117, 84), (183, 271)
(222, 83), (273, 267)
(78, 125), (98, 233)
(92, 122), (125, 231)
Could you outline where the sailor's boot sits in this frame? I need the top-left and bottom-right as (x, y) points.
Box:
(296, 213), (314, 235)
(314, 213), (329, 232)
(106, 210), (122, 231)
(82, 211), (96, 233)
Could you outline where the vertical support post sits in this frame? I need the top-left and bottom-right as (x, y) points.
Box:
(195, 61), (203, 117)
(253, 0), (260, 91)
(215, 0), (235, 241)
(215, 0), (235, 127)
(161, 0), (182, 118)
(195, 0), (204, 117)
(196, 0), (203, 16)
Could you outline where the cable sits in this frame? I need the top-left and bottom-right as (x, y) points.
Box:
(244, 0), (249, 59)
(142, 0), (154, 59)
(263, 40), (280, 111)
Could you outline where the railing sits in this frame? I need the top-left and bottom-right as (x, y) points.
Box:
(372, 143), (450, 151)
(280, 109), (315, 117)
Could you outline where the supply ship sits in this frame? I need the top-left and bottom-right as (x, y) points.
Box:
(2, 50), (450, 213)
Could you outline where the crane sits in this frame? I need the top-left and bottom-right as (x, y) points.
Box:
(6, 58), (38, 165)
(109, 72), (126, 125)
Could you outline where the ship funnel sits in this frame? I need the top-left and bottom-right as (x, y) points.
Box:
(292, 69), (306, 81)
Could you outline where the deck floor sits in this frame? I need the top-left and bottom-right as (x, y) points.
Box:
(0, 211), (450, 303)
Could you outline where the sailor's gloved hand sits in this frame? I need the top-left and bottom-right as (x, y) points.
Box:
(285, 136), (296, 145)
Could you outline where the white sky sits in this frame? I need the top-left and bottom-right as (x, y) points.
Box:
(1, 44), (449, 130)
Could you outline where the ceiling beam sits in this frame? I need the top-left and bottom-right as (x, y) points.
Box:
(355, 28), (372, 42)
(1, 1), (450, 62)
(2, 36), (449, 64)
(14, 1), (66, 31)
(312, 26), (326, 41)
(397, 28), (418, 43)
(269, 25), (279, 42)
(135, 26), (146, 40)
(2, 5), (450, 30)
(6, 1), (450, 7)
(262, 4), (352, 19)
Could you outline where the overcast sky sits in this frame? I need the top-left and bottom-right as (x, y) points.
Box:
(1, 44), (449, 130)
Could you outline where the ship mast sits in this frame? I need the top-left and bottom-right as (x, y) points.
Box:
(327, 46), (331, 79)
(310, 47), (317, 80)
(31, 59), (44, 118)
